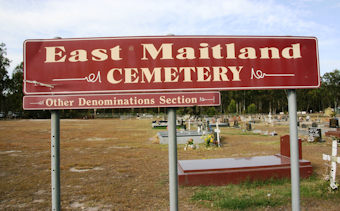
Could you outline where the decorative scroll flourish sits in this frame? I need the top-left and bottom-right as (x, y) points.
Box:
(251, 68), (295, 80)
(30, 101), (44, 105)
(25, 80), (54, 88)
(199, 97), (215, 103)
(53, 71), (102, 83)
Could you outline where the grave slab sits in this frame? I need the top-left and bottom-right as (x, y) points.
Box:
(158, 131), (204, 144)
(178, 135), (313, 186)
(209, 123), (229, 127)
(325, 128), (340, 139)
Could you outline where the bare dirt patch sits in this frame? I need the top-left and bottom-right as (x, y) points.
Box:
(0, 118), (339, 210)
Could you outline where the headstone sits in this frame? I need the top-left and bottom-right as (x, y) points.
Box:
(308, 127), (322, 142)
(330, 118), (339, 128)
(311, 122), (318, 127)
(268, 112), (272, 123)
(270, 131), (278, 136)
(224, 118), (230, 127)
(322, 140), (340, 190)
(246, 122), (252, 131)
(221, 115), (225, 123)
(197, 121), (203, 133)
(240, 116), (246, 122)
(280, 135), (302, 159)
(152, 120), (168, 128)
(233, 120), (239, 128)
(207, 120), (212, 131)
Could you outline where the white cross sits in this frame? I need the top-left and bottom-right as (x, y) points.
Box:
(323, 140), (340, 190)
(214, 120), (221, 147)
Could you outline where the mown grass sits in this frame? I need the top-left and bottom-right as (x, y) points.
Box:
(191, 175), (340, 210)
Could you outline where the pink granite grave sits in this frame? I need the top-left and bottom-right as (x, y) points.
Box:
(178, 135), (313, 186)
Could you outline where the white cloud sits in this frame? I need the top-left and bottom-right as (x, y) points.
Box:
(1, 0), (315, 37)
(321, 59), (340, 75)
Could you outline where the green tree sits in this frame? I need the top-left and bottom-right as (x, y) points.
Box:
(247, 103), (257, 114)
(206, 107), (217, 116)
(227, 99), (236, 113)
(322, 69), (340, 110)
(8, 62), (23, 112)
(0, 43), (11, 113)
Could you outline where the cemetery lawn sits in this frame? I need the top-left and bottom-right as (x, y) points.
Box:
(1, 117), (340, 210)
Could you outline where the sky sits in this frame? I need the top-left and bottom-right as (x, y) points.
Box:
(0, 0), (339, 77)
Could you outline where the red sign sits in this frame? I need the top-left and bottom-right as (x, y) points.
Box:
(24, 36), (319, 95)
(23, 92), (220, 110)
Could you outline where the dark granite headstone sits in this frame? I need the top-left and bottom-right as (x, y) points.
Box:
(246, 122), (252, 131)
(329, 118), (339, 128)
(233, 120), (239, 128)
(308, 127), (322, 142)
(224, 118), (230, 127)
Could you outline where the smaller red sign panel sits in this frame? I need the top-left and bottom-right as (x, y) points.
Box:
(23, 92), (220, 110)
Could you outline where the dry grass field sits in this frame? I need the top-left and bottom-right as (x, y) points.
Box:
(1, 117), (340, 210)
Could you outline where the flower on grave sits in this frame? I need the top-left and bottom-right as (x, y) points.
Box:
(184, 138), (196, 150)
(187, 138), (194, 145)
(203, 133), (215, 147)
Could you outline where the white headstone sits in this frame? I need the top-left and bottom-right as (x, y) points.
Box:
(268, 112), (272, 123)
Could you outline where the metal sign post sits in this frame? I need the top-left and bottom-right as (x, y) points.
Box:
(51, 111), (61, 211)
(168, 108), (178, 211)
(287, 89), (300, 211)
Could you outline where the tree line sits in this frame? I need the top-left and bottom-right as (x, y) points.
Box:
(0, 43), (339, 118)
